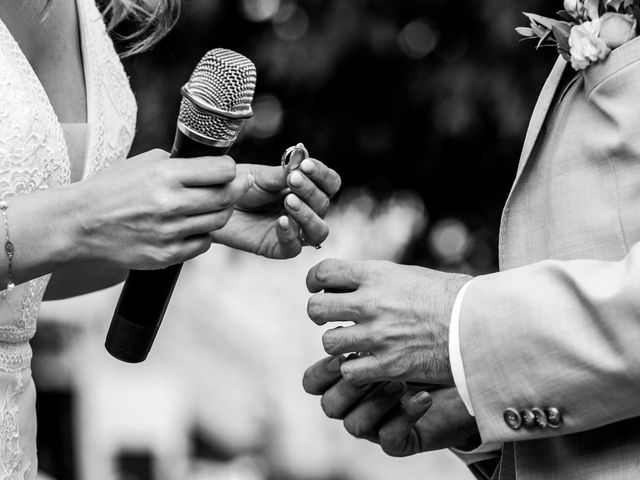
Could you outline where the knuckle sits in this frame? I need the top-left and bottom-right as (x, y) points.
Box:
(216, 190), (234, 210)
(153, 245), (179, 268)
(343, 418), (368, 439)
(195, 237), (212, 256)
(332, 173), (342, 197)
(307, 297), (324, 324)
(321, 330), (341, 355)
(318, 195), (331, 216)
(218, 156), (237, 180)
(315, 259), (335, 283)
(165, 244), (183, 264)
(382, 356), (403, 380)
(341, 364), (361, 386)
(301, 370), (317, 395)
(362, 293), (381, 317)
(369, 326), (385, 346)
(157, 222), (178, 243)
(380, 437), (403, 457)
(150, 148), (170, 160)
(151, 190), (177, 216)
(320, 396), (341, 420)
(211, 209), (233, 231)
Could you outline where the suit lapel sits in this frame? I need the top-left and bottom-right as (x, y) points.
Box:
(514, 56), (568, 181)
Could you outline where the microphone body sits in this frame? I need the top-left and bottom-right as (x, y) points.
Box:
(105, 49), (257, 363)
(105, 135), (230, 363)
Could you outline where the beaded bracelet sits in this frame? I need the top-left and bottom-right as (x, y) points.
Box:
(0, 200), (15, 297)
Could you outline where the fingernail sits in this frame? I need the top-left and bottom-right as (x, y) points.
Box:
(327, 356), (343, 373)
(286, 194), (301, 211)
(415, 391), (432, 406)
(247, 174), (255, 188)
(289, 171), (304, 188)
(301, 159), (317, 175)
(278, 215), (290, 231)
(384, 381), (404, 394)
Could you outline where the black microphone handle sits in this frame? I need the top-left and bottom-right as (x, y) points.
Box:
(105, 130), (231, 363)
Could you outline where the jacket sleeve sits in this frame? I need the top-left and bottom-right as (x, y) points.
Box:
(460, 245), (640, 443)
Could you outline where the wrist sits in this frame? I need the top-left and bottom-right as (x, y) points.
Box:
(53, 183), (95, 264)
(6, 186), (84, 283)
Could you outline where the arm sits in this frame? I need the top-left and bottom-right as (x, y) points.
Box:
(460, 247), (640, 443)
(1, 150), (249, 293)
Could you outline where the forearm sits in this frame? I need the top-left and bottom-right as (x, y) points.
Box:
(43, 261), (127, 300)
(460, 243), (640, 443)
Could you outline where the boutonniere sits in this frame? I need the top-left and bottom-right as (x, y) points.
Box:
(517, 0), (640, 70)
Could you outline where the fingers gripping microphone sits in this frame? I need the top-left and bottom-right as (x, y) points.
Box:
(105, 49), (257, 363)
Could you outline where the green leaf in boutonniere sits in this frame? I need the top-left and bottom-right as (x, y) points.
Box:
(553, 25), (572, 60)
(627, 5), (640, 34)
(557, 9), (578, 22)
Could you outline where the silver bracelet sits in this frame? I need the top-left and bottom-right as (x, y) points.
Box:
(0, 200), (15, 297)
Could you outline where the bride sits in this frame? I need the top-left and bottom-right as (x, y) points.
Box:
(0, 0), (340, 477)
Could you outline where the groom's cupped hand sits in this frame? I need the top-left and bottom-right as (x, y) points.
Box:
(306, 260), (471, 386)
(302, 355), (480, 456)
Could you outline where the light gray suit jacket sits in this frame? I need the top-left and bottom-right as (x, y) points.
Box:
(459, 36), (640, 479)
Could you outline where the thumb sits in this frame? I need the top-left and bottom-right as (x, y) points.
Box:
(379, 391), (432, 456)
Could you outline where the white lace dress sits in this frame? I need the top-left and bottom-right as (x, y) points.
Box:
(0, 0), (136, 476)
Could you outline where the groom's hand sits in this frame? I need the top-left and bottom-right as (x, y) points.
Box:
(306, 260), (471, 386)
(303, 356), (480, 456)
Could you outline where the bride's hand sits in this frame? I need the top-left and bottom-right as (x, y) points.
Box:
(210, 155), (341, 259)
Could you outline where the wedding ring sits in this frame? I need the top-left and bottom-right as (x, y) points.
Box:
(281, 142), (309, 171)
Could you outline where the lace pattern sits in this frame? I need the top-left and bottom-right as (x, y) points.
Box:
(0, 373), (30, 479)
(0, 0), (136, 475)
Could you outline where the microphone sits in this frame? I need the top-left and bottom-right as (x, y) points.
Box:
(105, 48), (257, 363)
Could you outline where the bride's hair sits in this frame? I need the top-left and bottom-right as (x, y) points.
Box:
(45, 0), (181, 56)
(101, 0), (181, 56)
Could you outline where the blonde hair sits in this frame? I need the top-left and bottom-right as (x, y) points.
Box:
(44, 0), (181, 56)
(101, 0), (181, 56)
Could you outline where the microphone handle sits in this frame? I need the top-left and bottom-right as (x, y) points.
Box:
(105, 130), (231, 363)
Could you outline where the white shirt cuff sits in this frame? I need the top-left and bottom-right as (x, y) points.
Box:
(449, 280), (475, 416)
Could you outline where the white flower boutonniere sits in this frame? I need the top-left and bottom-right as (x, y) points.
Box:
(517, 0), (640, 70)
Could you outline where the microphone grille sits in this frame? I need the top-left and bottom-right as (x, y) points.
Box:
(178, 48), (257, 144)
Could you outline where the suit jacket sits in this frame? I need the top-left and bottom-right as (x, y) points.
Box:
(459, 36), (640, 479)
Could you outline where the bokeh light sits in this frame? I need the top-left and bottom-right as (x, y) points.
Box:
(398, 18), (440, 59)
(428, 218), (471, 263)
(242, 0), (281, 22)
(273, 3), (309, 41)
(245, 94), (284, 139)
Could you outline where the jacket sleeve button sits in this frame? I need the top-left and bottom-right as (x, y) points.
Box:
(522, 409), (536, 428)
(532, 407), (548, 428)
(545, 407), (563, 429)
(504, 408), (523, 430)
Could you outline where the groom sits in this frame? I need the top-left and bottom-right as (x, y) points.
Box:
(302, 17), (640, 480)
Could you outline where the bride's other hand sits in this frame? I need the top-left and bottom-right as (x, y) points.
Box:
(210, 155), (341, 259)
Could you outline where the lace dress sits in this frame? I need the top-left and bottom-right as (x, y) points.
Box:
(0, 0), (136, 476)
